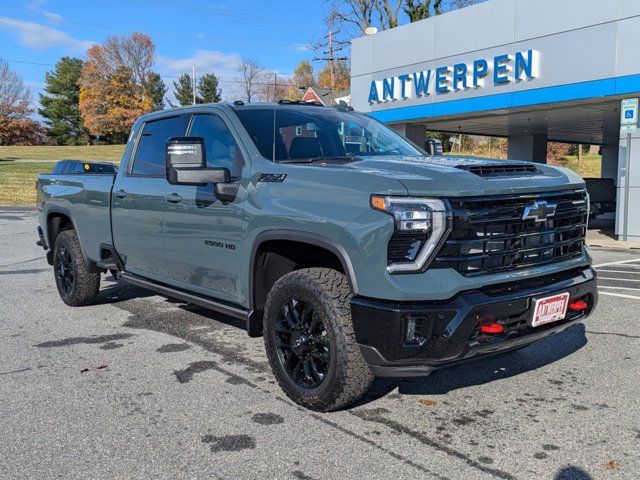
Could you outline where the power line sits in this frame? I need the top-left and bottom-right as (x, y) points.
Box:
(0, 10), (313, 49)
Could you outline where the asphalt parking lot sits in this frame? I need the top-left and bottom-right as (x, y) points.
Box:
(1, 207), (639, 480)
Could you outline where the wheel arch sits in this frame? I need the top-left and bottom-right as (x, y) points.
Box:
(45, 207), (99, 273)
(247, 230), (359, 337)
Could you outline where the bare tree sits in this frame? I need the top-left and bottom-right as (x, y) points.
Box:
(405, 0), (480, 21)
(237, 57), (266, 103)
(100, 32), (156, 87)
(259, 71), (293, 102)
(0, 58), (31, 123)
(0, 58), (33, 144)
(327, 0), (376, 35)
(375, 0), (403, 29)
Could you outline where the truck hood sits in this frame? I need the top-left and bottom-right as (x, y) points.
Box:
(329, 155), (585, 196)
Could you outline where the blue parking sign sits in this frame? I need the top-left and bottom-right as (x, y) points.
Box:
(625, 109), (634, 119)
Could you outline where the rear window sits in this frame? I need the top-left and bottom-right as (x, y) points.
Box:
(52, 161), (68, 174)
(85, 163), (117, 174)
(132, 115), (190, 176)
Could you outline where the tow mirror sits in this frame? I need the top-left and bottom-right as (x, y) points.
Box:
(166, 137), (230, 186)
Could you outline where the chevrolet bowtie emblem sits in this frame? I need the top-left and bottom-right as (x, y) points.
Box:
(522, 200), (557, 222)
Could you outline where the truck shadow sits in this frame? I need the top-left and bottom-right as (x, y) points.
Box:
(99, 279), (588, 407)
(93, 279), (156, 305)
(554, 466), (595, 480)
(361, 323), (587, 403)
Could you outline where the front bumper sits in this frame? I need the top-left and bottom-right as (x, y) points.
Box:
(351, 267), (597, 377)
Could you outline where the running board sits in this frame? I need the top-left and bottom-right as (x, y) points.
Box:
(121, 273), (249, 321)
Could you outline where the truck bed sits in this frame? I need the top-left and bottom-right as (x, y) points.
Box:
(37, 173), (116, 265)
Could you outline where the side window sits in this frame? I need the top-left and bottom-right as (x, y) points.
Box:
(132, 115), (190, 176)
(70, 162), (84, 174)
(52, 161), (66, 174)
(188, 114), (244, 179)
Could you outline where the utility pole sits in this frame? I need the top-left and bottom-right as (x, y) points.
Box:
(273, 72), (277, 102)
(313, 30), (348, 105)
(192, 64), (196, 105)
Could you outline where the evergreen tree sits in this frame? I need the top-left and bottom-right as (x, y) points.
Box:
(172, 73), (201, 106)
(38, 56), (87, 145)
(197, 73), (222, 103)
(146, 72), (167, 111)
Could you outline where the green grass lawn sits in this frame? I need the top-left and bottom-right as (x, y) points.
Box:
(552, 155), (602, 178)
(0, 144), (125, 163)
(0, 162), (58, 205)
(0, 145), (125, 206)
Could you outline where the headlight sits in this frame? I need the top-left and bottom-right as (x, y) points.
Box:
(371, 196), (451, 273)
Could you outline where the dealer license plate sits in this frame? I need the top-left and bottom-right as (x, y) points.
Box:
(531, 292), (570, 328)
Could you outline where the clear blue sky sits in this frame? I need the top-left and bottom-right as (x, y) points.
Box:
(0, 0), (332, 102)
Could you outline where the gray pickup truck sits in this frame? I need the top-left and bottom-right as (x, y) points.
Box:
(36, 101), (597, 411)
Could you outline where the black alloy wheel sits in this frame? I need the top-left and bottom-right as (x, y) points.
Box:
(55, 245), (75, 295)
(52, 230), (100, 306)
(273, 297), (330, 389)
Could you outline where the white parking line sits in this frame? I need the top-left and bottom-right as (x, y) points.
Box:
(593, 258), (640, 268)
(599, 291), (640, 300)
(597, 269), (640, 274)
(599, 286), (640, 291)
(598, 277), (640, 282)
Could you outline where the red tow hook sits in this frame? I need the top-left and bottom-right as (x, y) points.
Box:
(569, 300), (588, 311)
(480, 322), (505, 334)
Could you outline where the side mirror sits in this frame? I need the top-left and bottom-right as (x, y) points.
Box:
(166, 137), (230, 186)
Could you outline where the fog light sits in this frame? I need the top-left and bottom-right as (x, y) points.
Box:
(405, 315), (428, 345)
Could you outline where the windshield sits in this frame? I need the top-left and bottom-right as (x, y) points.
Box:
(234, 106), (423, 162)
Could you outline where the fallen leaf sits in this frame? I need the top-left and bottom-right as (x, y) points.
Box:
(80, 368), (89, 373)
(604, 461), (620, 471)
(96, 364), (108, 370)
(420, 399), (438, 406)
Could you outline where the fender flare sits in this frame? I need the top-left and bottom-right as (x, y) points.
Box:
(249, 229), (359, 301)
(45, 206), (99, 273)
(246, 229), (359, 337)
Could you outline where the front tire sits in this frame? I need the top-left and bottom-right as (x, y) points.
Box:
(53, 230), (100, 306)
(263, 268), (374, 411)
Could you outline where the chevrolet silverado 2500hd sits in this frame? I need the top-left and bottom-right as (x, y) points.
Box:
(37, 102), (597, 411)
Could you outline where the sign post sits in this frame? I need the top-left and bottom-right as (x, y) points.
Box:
(620, 98), (638, 242)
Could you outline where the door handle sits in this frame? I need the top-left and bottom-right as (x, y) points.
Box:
(165, 193), (182, 204)
(115, 189), (127, 199)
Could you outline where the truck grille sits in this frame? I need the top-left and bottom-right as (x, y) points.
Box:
(433, 190), (588, 276)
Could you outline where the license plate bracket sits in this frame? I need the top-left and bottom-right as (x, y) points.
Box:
(530, 292), (570, 328)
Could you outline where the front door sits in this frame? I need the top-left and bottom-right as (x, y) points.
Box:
(163, 113), (247, 304)
(111, 114), (191, 281)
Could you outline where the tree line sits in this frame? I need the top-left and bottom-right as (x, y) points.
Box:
(0, 0), (480, 146)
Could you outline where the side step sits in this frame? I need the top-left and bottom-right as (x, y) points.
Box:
(121, 272), (250, 321)
(96, 260), (119, 270)
(98, 243), (124, 272)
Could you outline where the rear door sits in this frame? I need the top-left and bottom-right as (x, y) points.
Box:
(111, 114), (190, 281)
(163, 112), (247, 303)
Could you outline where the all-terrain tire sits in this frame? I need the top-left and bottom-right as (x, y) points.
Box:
(263, 268), (374, 411)
(53, 230), (100, 306)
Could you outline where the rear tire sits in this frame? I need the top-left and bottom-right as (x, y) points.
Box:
(53, 230), (100, 306)
(263, 268), (374, 411)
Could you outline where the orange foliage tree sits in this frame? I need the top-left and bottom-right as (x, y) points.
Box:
(79, 33), (156, 141)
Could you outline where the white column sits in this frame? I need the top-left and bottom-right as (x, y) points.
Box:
(601, 143), (619, 181)
(391, 124), (426, 148)
(508, 134), (548, 163)
(615, 128), (640, 241)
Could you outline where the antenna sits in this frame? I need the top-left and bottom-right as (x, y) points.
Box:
(192, 64), (196, 105)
